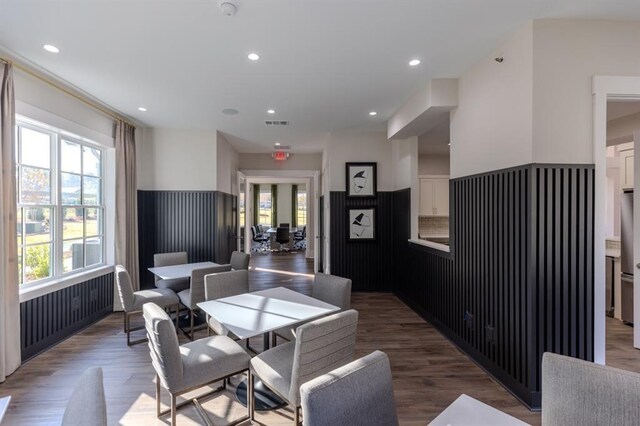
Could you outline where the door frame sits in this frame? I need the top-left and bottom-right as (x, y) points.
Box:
(593, 76), (640, 363)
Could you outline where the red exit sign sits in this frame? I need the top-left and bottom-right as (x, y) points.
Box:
(272, 151), (289, 161)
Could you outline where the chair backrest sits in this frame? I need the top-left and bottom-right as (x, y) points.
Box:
(542, 352), (640, 425)
(300, 350), (398, 426)
(186, 264), (232, 308)
(61, 367), (108, 426)
(143, 302), (183, 393)
(276, 227), (290, 243)
(289, 309), (358, 405)
(115, 265), (135, 312)
(302, 226), (306, 237)
(153, 252), (188, 282)
(279, 223), (290, 228)
(205, 270), (249, 301)
(230, 251), (250, 270)
(312, 273), (352, 310)
(251, 226), (258, 238)
(257, 224), (265, 233)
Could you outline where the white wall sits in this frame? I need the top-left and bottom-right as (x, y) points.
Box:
(419, 154), (450, 175)
(139, 128), (217, 190)
(533, 20), (640, 164)
(277, 184), (293, 225)
(608, 111), (640, 144)
(450, 22), (533, 178)
(216, 131), (239, 195)
(326, 130), (395, 191)
(238, 153), (322, 171)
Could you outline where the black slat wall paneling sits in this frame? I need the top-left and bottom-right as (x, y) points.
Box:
(329, 191), (395, 291)
(20, 272), (114, 361)
(138, 190), (237, 289)
(393, 164), (594, 409)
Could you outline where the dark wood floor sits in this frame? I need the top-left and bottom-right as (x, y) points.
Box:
(0, 251), (636, 425)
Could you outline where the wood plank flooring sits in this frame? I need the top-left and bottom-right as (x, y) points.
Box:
(12, 250), (634, 425)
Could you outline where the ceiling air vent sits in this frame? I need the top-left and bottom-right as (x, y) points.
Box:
(264, 120), (289, 126)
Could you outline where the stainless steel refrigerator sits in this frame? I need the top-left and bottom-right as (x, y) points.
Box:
(621, 190), (634, 324)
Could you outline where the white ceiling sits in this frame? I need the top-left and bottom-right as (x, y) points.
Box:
(2, 1), (640, 153)
(608, 100), (640, 121)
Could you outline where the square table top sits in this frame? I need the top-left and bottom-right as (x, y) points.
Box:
(428, 394), (530, 426)
(197, 286), (339, 340)
(266, 227), (298, 233)
(148, 261), (219, 280)
(0, 396), (10, 424)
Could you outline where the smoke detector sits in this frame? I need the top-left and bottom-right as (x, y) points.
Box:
(219, 1), (237, 16)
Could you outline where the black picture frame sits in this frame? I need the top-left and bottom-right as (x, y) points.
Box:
(345, 162), (377, 198)
(347, 207), (376, 241)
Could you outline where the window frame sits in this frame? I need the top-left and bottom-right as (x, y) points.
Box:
(297, 188), (307, 227)
(16, 120), (106, 288)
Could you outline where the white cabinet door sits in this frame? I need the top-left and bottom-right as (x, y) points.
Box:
(420, 179), (435, 216)
(433, 179), (449, 216)
(621, 149), (634, 190)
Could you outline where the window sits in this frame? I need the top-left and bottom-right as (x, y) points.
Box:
(258, 187), (272, 226)
(16, 121), (104, 285)
(297, 188), (307, 227)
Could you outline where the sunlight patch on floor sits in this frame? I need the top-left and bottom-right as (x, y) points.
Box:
(251, 267), (314, 278)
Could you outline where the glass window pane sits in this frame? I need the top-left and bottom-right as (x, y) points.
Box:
(83, 146), (101, 177)
(20, 127), (50, 168)
(63, 239), (84, 273)
(85, 237), (102, 267)
(25, 243), (51, 282)
(24, 207), (51, 244)
(16, 208), (22, 247)
(61, 173), (81, 205)
(61, 140), (82, 174)
(83, 176), (100, 205)
(63, 207), (84, 240)
(21, 167), (50, 204)
(85, 208), (101, 237)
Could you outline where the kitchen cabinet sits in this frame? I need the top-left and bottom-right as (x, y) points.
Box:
(620, 148), (634, 190)
(420, 177), (449, 216)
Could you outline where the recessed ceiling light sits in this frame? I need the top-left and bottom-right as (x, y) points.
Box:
(43, 44), (60, 53)
(222, 108), (239, 115)
(369, 111), (377, 116)
(409, 59), (421, 67)
(267, 109), (276, 114)
(275, 142), (281, 146)
(248, 53), (260, 61)
(137, 107), (147, 112)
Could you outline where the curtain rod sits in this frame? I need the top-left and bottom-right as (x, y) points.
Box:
(1, 56), (135, 127)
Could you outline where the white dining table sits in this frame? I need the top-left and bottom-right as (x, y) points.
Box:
(147, 261), (218, 280)
(197, 286), (339, 411)
(0, 396), (10, 424)
(428, 394), (530, 426)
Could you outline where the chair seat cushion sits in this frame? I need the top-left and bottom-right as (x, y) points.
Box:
(132, 288), (179, 311)
(179, 335), (251, 392)
(207, 317), (240, 340)
(177, 288), (191, 308)
(156, 277), (190, 293)
(250, 341), (295, 402)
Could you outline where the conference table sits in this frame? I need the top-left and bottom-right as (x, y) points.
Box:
(198, 286), (339, 410)
(264, 227), (298, 248)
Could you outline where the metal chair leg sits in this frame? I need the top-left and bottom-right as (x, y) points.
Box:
(171, 394), (177, 425)
(156, 374), (161, 418)
(123, 311), (127, 332)
(249, 372), (255, 421)
(294, 405), (300, 425)
(190, 311), (195, 341)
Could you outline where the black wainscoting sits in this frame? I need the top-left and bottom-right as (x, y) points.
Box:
(393, 164), (594, 409)
(138, 190), (237, 289)
(20, 272), (114, 361)
(329, 191), (394, 291)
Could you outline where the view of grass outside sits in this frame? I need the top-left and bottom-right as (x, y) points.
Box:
(297, 190), (307, 226)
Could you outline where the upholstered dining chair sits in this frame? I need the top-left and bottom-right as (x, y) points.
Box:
(230, 251), (250, 270)
(300, 350), (398, 426)
(273, 273), (352, 345)
(115, 265), (180, 346)
(542, 352), (640, 425)
(143, 303), (251, 425)
(153, 251), (190, 293)
(204, 270), (249, 337)
(176, 264), (232, 340)
(61, 367), (107, 426)
(249, 309), (359, 425)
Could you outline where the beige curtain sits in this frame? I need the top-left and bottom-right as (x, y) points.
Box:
(0, 63), (21, 382)
(114, 120), (139, 310)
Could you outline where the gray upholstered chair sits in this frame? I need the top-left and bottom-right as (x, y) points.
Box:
(177, 264), (232, 340)
(115, 265), (180, 346)
(143, 302), (251, 425)
(153, 251), (190, 293)
(249, 309), (359, 425)
(204, 270), (249, 337)
(61, 367), (107, 426)
(542, 352), (640, 425)
(300, 350), (398, 426)
(230, 251), (250, 270)
(273, 273), (352, 345)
